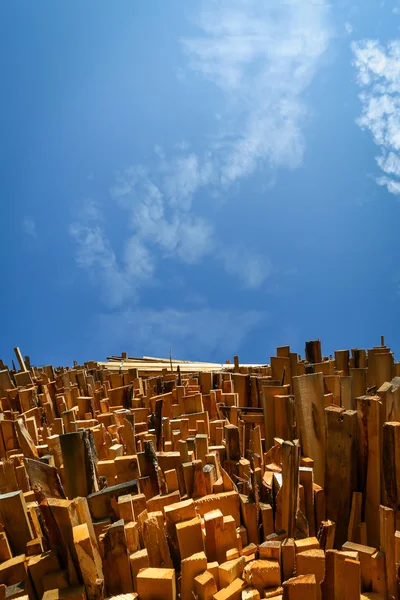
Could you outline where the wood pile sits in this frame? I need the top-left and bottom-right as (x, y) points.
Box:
(0, 339), (398, 599)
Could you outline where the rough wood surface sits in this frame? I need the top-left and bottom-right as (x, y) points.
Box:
(0, 338), (399, 599)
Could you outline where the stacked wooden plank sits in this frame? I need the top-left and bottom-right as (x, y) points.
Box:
(0, 340), (399, 598)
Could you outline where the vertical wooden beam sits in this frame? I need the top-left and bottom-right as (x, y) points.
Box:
(293, 373), (325, 486)
(143, 515), (172, 568)
(281, 440), (300, 538)
(13, 347), (27, 372)
(274, 395), (295, 441)
(299, 466), (315, 537)
(60, 430), (98, 498)
(340, 377), (353, 410)
(380, 505), (397, 600)
(0, 490), (33, 554)
(357, 395), (381, 547)
(262, 384), (289, 451)
(375, 351), (394, 389)
(352, 348), (366, 369)
(350, 368), (366, 402)
(122, 416), (136, 455)
(224, 425), (241, 463)
(73, 523), (104, 600)
(347, 492), (362, 543)
(335, 350), (350, 376)
(324, 406), (357, 548)
(305, 340), (322, 364)
(137, 441), (161, 497)
(100, 519), (133, 596)
(383, 422), (400, 512)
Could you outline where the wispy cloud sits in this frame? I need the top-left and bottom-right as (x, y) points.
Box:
(218, 246), (272, 289)
(70, 0), (332, 310)
(345, 22), (353, 35)
(183, 0), (332, 181)
(22, 217), (37, 239)
(82, 198), (103, 221)
(352, 39), (400, 195)
(95, 307), (265, 360)
(69, 222), (157, 308)
(111, 161), (215, 265)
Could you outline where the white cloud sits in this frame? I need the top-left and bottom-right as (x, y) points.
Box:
(69, 223), (153, 308)
(345, 22), (353, 35)
(182, 0), (332, 182)
(70, 0), (332, 307)
(218, 246), (272, 289)
(82, 198), (102, 221)
(22, 217), (37, 238)
(174, 140), (191, 151)
(352, 39), (400, 194)
(377, 175), (400, 194)
(95, 307), (265, 360)
(111, 160), (215, 264)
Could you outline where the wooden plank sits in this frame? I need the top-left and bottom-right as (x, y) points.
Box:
(357, 396), (381, 547)
(136, 567), (176, 600)
(24, 457), (65, 501)
(293, 373), (325, 486)
(13, 347), (27, 372)
(379, 505), (397, 600)
(383, 422), (400, 511)
(0, 490), (33, 554)
(59, 431), (99, 498)
(87, 480), (139, 520)
(73, 523), (104, 600)
(99, 519), (133, 596)
(324, 406), (357, 548)
(281, 440), (300, 538)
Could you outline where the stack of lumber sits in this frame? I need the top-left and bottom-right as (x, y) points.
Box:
(0, 340), (399, 599)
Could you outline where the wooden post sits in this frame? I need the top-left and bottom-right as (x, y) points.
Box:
(122, 416), (136, 455)
(13, 347), (27, 372)
(335, 350), (350, 376)
(283, 574), (320, 599)
(73, 523), (104, 600)
(143, 515), (172, 568)
(350, 368), (366, 402)
(299, 466), (315, 537)
(281, 440), (300, 538)
(371, 550), (387, 597)
(224, 425), (240, 463)
(137, 440), (161, 497)
(274, 395), (295, 441)
(305, 340), (322, 364)
(262, 384), (289, 451)
(352, 348), (367, 369)
(0, 490), (34, 554)
(24, 457), (65, 501)
(60, 430), (98, 498)
(383, 422), (400, 512)
(380, 505), (397, 600)
(347, 492), (362, 543)
(357, 395), (381, 547)
(99, 519), (133, 595)
(180, 551), (207, 600)
(136, 567), (176, 600)
(15, 418), (39, 459)
(375, 351), (394, 389)
(322, 549), (361, 600)
(293, 373), (325, 486)
(324, 406), (357, 548)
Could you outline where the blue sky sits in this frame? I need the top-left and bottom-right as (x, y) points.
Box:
(2, 0), (400, 366)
